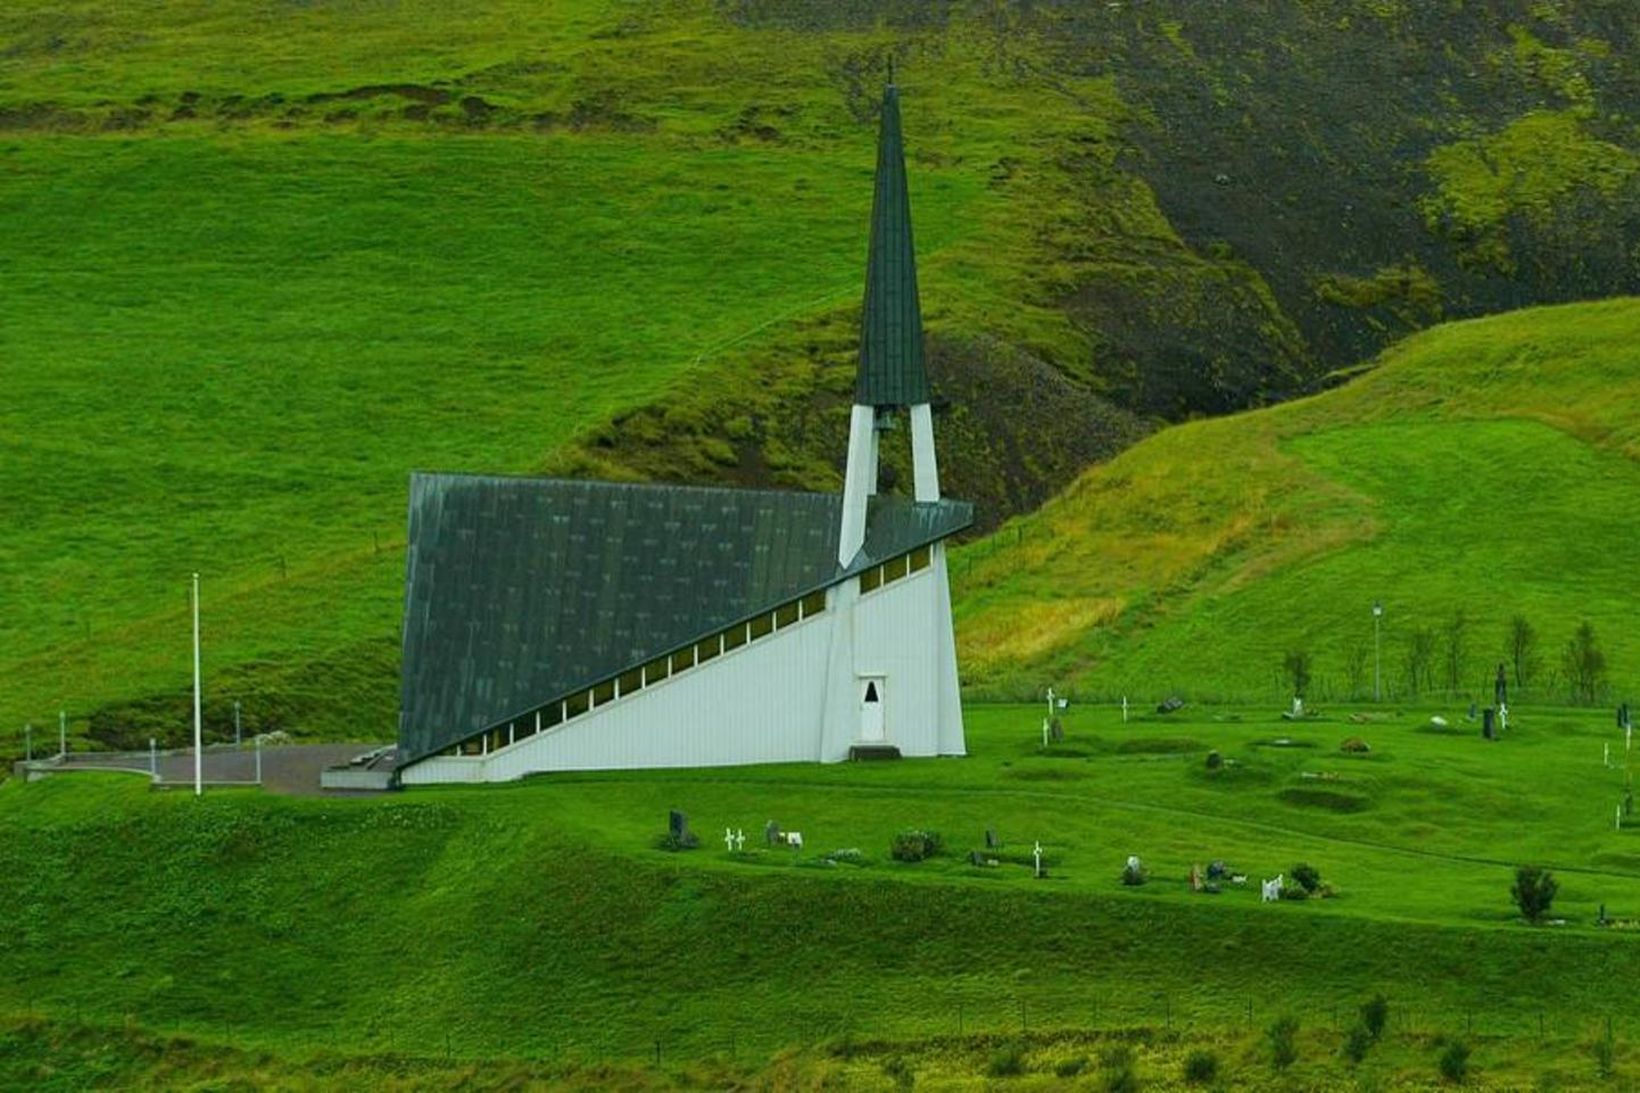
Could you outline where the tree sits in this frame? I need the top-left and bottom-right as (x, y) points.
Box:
(1404, 628), (1436, 695)
(1562, 621), (1608, 705)
(1442, 609), (1468, 694)
(1507, 615), (1540, 691)
(1284, 650), (1312, 699)
(1512, 865), (1558, 923)
(1342, 640), (1369, 700)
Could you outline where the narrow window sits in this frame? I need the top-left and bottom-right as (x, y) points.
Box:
(671, 646), (695, 674)
(617, 667), (643, 696)
(460, 737), (483, 757)
(489, 728), (507, 752)
(696, 635), (720, 664)
(540, 703), (564, 730)
(592, 679), (615, 707)
(565, 690), (590, 719)
(884, 554), (909, 583)
(909, 545), (931, 573)
(723, 624), (747, 652)
(800, 590), (827, 617)
(643, 656), (670, 685)
(749, 612), (774, 640)
(774, 601), (800, 628)
(861, 566), (883, 594)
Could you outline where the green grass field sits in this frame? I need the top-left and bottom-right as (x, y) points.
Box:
(4, 703), (1640, 1087)
(956, 298), (1640, 707)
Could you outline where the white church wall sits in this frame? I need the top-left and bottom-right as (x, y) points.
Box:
(401, 608), (836, 783)
(848, 556), (958, 759)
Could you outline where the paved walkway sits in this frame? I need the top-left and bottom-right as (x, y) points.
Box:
(50, 743), (393, 796)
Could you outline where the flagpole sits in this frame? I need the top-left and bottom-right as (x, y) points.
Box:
(193, 571), (203, 797)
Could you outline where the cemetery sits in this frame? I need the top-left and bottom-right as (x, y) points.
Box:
(7, 694), (1640, 1087)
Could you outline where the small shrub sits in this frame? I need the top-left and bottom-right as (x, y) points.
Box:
(986, 1043), (1026, 1077)
(1278, 883), (1309, 901)
(1512, 865), (1559, 923)
(1592, 1033), (1615, 1079)
(1439, 1039), (1471, 1082)
(1055, 1054), (1088, 1078)
(1361, 993), (1389, 1040)
(1100, 1043), (1139, 1093)
(1340, 736), (1372, 753)
(1343, 1023), (1373, 1064)
(1292, 862), (1322, 892)
(890, 830), (943, 862)
(1205, 749), (1223, 770)
(655, 830), (699, 852)
(881, 1055), (915, 1089)
(1183, 1048), (1219, 1084)
(1268, 1015), (1299, 1071)
(1121, 858), (1148, 886)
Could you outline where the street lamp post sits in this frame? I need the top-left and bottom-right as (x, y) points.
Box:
(1373, 602), (1384, 703)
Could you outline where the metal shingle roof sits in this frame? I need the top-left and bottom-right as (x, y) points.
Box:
(397, 474), (971, 764)
(857, 81), (931, 408)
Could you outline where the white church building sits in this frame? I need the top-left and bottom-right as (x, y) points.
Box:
(394, 80), (970, 784)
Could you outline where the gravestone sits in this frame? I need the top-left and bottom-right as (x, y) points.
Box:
(1467, 702), (1478, 721)
(1482, 708), (1496, 740)
(724, 827), (735, 852)
(670, 810), (689, 840)
(733, 829), (746, 851)
(1207, 860), (1229, 881)
(764, 820), (781, 847)
(1049, 717), (1064, 743)
(985, 827), (1000, 849)
(1157, 696), (1185, 715)
(1033, 841), (1045, 879)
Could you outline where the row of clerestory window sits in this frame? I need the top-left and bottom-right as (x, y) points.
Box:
(858, 544), (932, 595)
(441, 587), (829, 758)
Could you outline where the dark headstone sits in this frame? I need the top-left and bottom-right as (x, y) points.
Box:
(1048, 717), (1064, 743)
(985, 827), (1000, 849)
(1482, 708), (1496, 740)
(1467, 702), (1478, 721)
(1156, 696), (1186, 715)
(669, 810), (688, 839)
(1207, 860), (1229, 881)
(764, 819), (781, 847)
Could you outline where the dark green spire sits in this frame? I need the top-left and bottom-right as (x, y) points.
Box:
(856, 80), (930, 408)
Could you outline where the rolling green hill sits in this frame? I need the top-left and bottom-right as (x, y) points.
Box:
(4, 0), (1640, 749)
(6, 702), (1640, 1088)
(955, 298), (1640, 705)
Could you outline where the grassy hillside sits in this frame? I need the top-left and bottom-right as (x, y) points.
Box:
(955, 298), (1640, 704)
(4, 0), (1639, 748)
(6, 703), (1640, 1088)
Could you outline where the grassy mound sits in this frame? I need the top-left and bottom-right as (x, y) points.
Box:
(956, 298), (1640, 704)
(3, 703), (1640, 1078)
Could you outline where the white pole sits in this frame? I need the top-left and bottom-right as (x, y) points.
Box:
(58, 709), (66, 758)
(255, 734), (262, 785)
(150, 737), (157, 777)
(192, 572), (203, 797)
(234, 700), (241, 746)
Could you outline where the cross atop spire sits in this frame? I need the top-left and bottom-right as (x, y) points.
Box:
(856, 78), (930, 409)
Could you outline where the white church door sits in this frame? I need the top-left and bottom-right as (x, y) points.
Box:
(859, 677), (886, 742)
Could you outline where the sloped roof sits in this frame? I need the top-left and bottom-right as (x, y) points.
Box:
(857, 81), (931, 408)
(397, 474), (971, 764)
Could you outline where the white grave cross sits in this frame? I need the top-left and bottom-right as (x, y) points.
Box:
(734, 828), (745, 851)
(724, 827), (735, 852)
(1033, 840), (1043, 878)
(1122, 696), (1129, 723)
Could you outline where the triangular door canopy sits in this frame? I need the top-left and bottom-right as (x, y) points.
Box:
(864, 681), (880, 703)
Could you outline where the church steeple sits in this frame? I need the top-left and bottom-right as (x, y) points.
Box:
(857, 78), (930, 408)
(838, 73), (942, 568)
